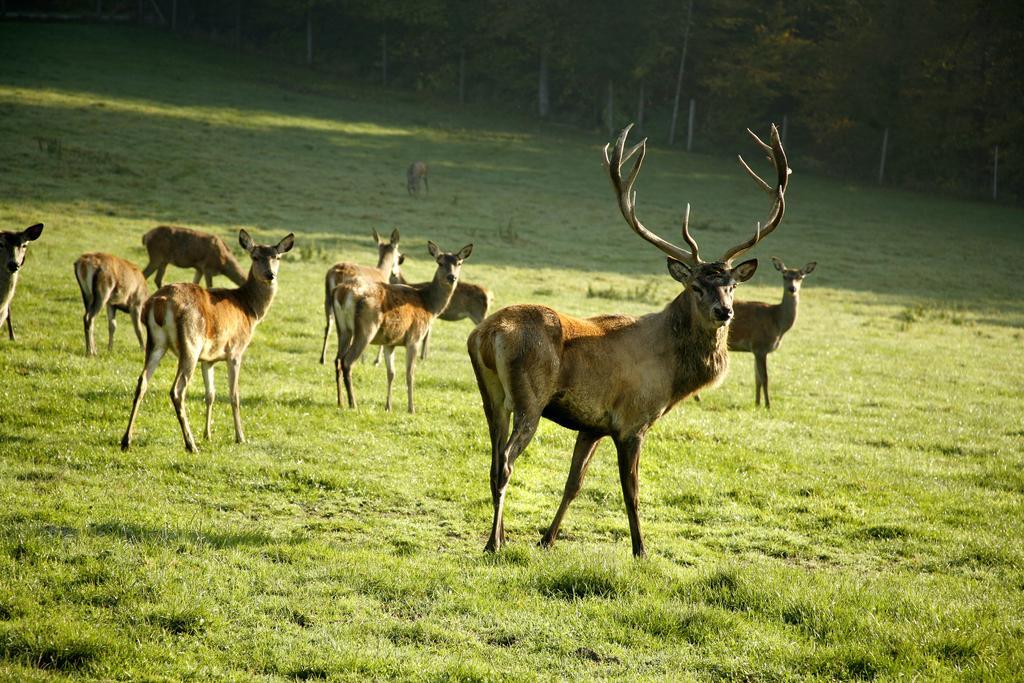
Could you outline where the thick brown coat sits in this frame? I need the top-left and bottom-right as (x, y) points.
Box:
(74, 252), (149, 355)
(141, 225), (248, 288)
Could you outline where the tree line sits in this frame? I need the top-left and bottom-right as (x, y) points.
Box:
(12, 0), (1024, 201)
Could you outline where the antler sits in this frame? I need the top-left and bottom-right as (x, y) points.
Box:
(721, 124), (790, 264)
(603, 124), (701, 265)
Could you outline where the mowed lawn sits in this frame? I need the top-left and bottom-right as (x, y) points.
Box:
(1, 23), (1023, 681)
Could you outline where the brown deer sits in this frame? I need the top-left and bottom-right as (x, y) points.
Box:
(467, 124), (789, 557)
(318, 228), (404, 365)
(0, 223), (44, 341)
(407, 161), (429, 196)
(726, 257), (816, 408)
(121, 229), (295, 452)
(74, 252), (149, 356)
(333, 241), (472, 413)
(141, 225), (248, 288)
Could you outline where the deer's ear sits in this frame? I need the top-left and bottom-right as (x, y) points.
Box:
(456, 244), (473, 261)
(372, 228), (382, 244)
(427, 241), (441, 259)
(275, 233), (295, 254)
(239, 229), (255, 253)
(771, 257), (785, 272)
(398, 254), (406, 265)
(731, 258), (758, 283)
(801, 261), (817, 275)
(666, 258), (692, 284)
(389, 228), (400, 245)
(21, 223), (43, 243)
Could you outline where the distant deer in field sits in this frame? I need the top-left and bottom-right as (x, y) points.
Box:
(407, 161), (429, 196)
(726, 257), (816, 408)
(0, 223), (44, 341)
(333, 241), (472, 413)
(121, 229), (295, 452)
(141, 225), (248, 288)
(468, 124), (790, 557)
(74, 253), (149, 356)
(318, 228), (404, 364)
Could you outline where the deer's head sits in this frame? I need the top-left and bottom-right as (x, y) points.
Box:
(427, 241), (472, 285)
(372, 228), (404, 280)
(239, 229), (295, 283)
(1, 223), (44, 275)
(604, 124), (790, 331)
(771, 257), (816, 294)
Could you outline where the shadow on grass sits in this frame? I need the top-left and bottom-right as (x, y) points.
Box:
(88, 519), (291, 549)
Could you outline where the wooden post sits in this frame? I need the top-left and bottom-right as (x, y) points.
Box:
(878, 126), (889, 186)
(686, 98), (695, 152)
(381, 33), (388, 86)
(668, 0), (694, 146)
(781, 114), (788, 145)
(993, 145), (999, 200)
(636, 83), (645, 133)
(306, 10), (313, 65)
(458, 48), (466, 105)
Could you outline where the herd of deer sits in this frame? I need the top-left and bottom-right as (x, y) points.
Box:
(1, 125), (817, 556)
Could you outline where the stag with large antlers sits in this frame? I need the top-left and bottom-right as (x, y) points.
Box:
(468, 124), (789, 557)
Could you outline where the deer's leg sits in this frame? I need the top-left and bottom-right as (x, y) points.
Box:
(5, 309), (13, 341)
(754, 352), (766, 408)
(423, 176), (429, 194)
(204, 272), (213, 288)
(320, 288), (333, 365)
(141, 260), (157, 280)
(169, 347), (200, 453)
(227, 356), (244, 443)
(201, 361), (215, 440)
(404, 343), (417, 413)
(614, 434), (647, 558)
(541, 430), (603, 549)
(341, 321), (378, 410)
(420, 325), (431, 360)
(469, 344), (512, 552)
(106, 305), (117, 352)
(757, 353), (770, 409)
(382, 346), (396, 411)
(130, 304), (145, 350)
(155, 263), (168, 288)
(83, 288), (106, 357)
(192, 270), (203, 285)
(486, 407), (543, 550)
(372, 347), (383, 366)
(121, 336), (165, 450)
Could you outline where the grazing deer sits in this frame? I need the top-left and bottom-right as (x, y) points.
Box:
(0, 223), (44, 341)
(726, 257), (816, 408)
(74, 252), (149, 356)
(467, 124), (789, 557)
(141, 225), (248, 288)
(333, 241), (473, 413)
(121, 229), (295, 452)
(318, 228), (404, 364)
(407, 161), (429, 196)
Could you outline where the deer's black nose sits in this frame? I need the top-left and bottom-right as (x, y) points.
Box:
(446, 274), (457, 284)
(714, 307), (732, 322)
(788, 285), (797, 293)
(266, 272), (275, 281)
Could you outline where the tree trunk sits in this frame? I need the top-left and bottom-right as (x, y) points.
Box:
(306, 10), (313, 65)
(538, 44), (550, 118)
(686, 98), (696, 151)
(992, 145), (999, 200)
(878, 127), (889, 185)
(668, 0), (694, 146)
(606, 80), (614, 136)
(381, 33), (388, 86)
(458, 48), (466, 105)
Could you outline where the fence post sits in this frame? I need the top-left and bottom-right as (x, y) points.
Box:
(993, 145), (999, 201)
(381, 33), (388, 86)
(877, 127), (889, 186)
(686, 98), (695, 152)
(306, 10), (313, 65)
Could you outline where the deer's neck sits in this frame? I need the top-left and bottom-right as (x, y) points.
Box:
(236, 270), (278, 321)
(423, 273), (457, 316)
(376, 251), (397, 279)
(224, 253), (249, 287)
(775, 289), (799, 334)
(665, 291), (730, 398)
(0, 270), (16, 314)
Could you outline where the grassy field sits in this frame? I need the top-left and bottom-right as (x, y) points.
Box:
(1, 23), (1023, 681)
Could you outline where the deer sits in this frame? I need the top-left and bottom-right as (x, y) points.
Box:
(318, 228), (404, 365)
(407, 161), (429, 196)
(0, 223), (44, 341)
(467, 123), (790, 557)
(121, 229), (295, 453)
(74, 252), (149, 356)
(333, 241), (473, 413)
(725, 257), (816, 408)
(141, 225), (248, 288)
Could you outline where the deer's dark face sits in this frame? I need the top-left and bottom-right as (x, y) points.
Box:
(668, 258), (757, 329)
(427, 241), (473, 285)
(1, 224), (43, 275)
(772, 258), (816, 294)
(374, 228), (403, 280)
(239, 229), (295, 284)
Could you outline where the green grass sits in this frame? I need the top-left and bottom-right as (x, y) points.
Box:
(1, 23), (1023, 680)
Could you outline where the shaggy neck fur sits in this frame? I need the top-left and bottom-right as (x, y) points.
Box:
(666, 290), (730, 399)
(776, 289), (799, 334)
(237, 268), (278, 321)
(423, 271), (457, 316)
